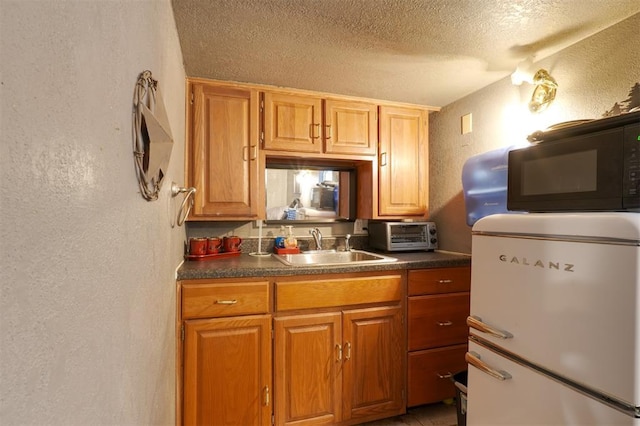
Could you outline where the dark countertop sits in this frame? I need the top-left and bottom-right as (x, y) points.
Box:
(177, 250), (471, 280)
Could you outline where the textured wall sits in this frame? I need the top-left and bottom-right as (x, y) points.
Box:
(0, 1), (185, 424)
(429, 13), (640, 254)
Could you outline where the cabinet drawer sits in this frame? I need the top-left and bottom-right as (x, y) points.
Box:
(408, 267), (471, 296)
(275, 274), (402, 311)
(407, 344), (468, 407)
(408, 292), (469, 351)
(181, 281), (270, 319)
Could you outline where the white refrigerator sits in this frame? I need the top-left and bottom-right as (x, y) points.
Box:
(467, 213), (640, 425)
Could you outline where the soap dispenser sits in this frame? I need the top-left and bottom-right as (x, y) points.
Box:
(284, 226), (298, 249)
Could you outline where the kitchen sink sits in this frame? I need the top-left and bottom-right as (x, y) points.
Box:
(273, 249), (398, 266)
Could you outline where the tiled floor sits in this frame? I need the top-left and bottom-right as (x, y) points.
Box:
(359, 402), (458, 426)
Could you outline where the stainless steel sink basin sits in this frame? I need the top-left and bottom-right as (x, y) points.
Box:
(273, 249), (397, 266)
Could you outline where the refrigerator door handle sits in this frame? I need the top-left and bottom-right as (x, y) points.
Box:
(466, 351), (513, 381)
(467, 315), (513, 339)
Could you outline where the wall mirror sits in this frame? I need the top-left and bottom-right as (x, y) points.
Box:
(265, 165), (356, 223)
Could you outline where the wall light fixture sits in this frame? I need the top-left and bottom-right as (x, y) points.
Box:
(511, 61), (558, 113)
(527, 69), (558, 113)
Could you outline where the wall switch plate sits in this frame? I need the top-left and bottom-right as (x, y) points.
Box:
(461, 113), (472, 134)
(353, 219), (368, 235)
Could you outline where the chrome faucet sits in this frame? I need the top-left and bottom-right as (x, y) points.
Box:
(309, 228), (322, 250)
(344, 234), (351, 251)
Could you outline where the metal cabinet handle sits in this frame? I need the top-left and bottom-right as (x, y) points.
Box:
(344, 342), (351, 360)
(215, 299), (238, 305)
(242, 145), (258, 161)
(436, 372), (453, 379)
(380, 152), (387, 166)
(336, 343), (342, 361)
(325, 124), (331, 139)
(467, 315), (513, 339)
(438, 279), (453, 284)
(310, 123), (320, 140)
(466, 351), (512, 381)
(263, 386), (270, 406)
(437, 321), (453, 326)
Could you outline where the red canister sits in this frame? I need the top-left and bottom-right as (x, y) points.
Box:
(189, 237), (208, 255)
(207, 237), (223, 254)
(223, 236), (242, 253)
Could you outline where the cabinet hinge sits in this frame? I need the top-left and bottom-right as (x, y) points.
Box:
(271, 327), (274, 340)
(260, 99), (264, 111)
(181, 324), (185, 341)
(271, 414), (275, 425)
(190, 91), (194, 105)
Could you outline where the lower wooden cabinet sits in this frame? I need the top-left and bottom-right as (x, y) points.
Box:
(407, 344), (468, 407)
(274, 306), (404, 426)
(183, 315), (272, 426)
(274, 312), (343, 425)
(179, 279), (272, 426)
(342, 306), (405, 422)
(177, 271), (412, 425)
(408, 292), (470, 350)
(406, 267), (471, 407)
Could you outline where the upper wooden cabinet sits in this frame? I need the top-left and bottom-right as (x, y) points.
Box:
(186, 81), (262, 219)
(377, 105), (429, 217)
(185, 78), (436, 221)
(262, 92), (323, 154)
(263, 92), (377, 157)
(324, 99), (377, 156)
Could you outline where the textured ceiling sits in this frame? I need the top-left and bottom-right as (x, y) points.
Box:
(172, 0), (640, 107)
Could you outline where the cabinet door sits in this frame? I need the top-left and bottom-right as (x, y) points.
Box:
(342, 306), (405, 422)
(378, 106), (428, 217)
(274, 312), (342, 426)
(183, 315), (271, 426)
(263, 92), (322, 153)
(189, 83), (260, 218)
(324, 100), (377, 156)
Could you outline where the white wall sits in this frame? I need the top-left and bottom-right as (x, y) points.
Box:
(1, 1), (186, 424)
(429, 13), (640, 254)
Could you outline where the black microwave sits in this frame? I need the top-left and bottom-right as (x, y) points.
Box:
(507, 111), (640, 212)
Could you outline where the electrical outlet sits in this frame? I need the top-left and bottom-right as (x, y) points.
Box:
(353, 219), (368, 235)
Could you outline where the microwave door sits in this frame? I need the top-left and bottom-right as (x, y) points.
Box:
(507, 128), (624, 212)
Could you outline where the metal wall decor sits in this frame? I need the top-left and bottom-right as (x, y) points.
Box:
(132, 70), (174, 201)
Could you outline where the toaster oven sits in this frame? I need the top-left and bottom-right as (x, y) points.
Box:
(368, 221), (438, 252)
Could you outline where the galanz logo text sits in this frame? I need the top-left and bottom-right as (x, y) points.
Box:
(499, 255), (575, 272)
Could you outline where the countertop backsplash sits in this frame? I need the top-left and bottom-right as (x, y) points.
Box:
(185, 220), (363, 254)
(185, 234), (369, 255)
